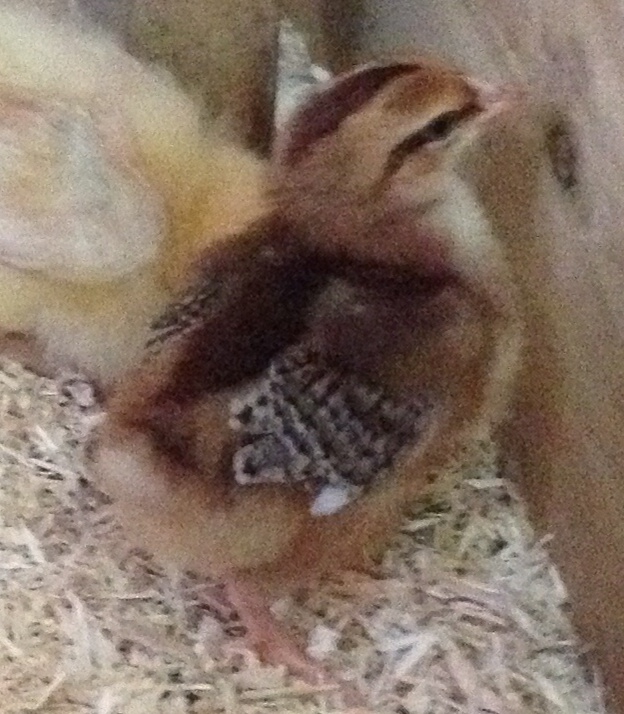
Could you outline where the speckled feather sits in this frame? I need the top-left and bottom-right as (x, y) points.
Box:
(229, 346), (433, 515)
(145, 276), (226, 354)
(145, 271), (434, 516)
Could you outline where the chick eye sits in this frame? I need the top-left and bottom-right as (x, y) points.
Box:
(384, 109), (466, 176)
(419, 110), (463, 143)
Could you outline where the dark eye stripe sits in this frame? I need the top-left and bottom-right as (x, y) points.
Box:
(282, 64), (419, 166)
(384, 103), (479, 176)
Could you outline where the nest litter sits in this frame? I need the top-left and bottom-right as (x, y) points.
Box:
(0, 18), (610, 714)
(0, 358), (608, 714)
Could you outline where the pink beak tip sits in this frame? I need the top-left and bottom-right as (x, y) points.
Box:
(485, 82), (529, 112)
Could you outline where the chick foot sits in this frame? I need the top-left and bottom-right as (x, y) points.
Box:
(224, 578), (367, 707)
(225, 578), (327, 684)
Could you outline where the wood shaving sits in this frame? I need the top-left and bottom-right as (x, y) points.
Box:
(0, 358), (608, 714)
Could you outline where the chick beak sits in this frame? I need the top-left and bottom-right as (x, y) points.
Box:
(471, 79), (528, 123)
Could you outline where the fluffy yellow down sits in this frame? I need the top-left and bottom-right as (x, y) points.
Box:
(0, 4), (268, 385)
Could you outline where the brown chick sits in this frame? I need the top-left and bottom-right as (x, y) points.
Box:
(89, 57), (524, 695)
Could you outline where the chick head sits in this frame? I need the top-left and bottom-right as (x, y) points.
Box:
(274, 56), (523, 272)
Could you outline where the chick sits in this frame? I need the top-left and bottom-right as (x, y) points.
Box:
(89, 58), (523, 690)
(0, 4), (267, 388)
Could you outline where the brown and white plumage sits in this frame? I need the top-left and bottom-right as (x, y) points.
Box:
(229, 345), (433, 516)
(90, 57), (524, 693)
(0, 4), (267, 387)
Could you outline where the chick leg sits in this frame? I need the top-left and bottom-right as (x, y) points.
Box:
(225, 579), (367, 707)
(225, 578), (327, 684)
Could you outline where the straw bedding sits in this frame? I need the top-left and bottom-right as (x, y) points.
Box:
(0, 19), (609, 714)
(0, 357), (606, 714)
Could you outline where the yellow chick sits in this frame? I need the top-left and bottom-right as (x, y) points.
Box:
(0, 4), (268, 388)
(90, 57), (523, 696)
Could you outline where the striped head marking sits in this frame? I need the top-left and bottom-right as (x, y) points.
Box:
(275, 56), (522, 182)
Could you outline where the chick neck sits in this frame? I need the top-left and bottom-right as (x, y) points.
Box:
(301, 170), (495, 382)
(415, 171), (493, 262)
